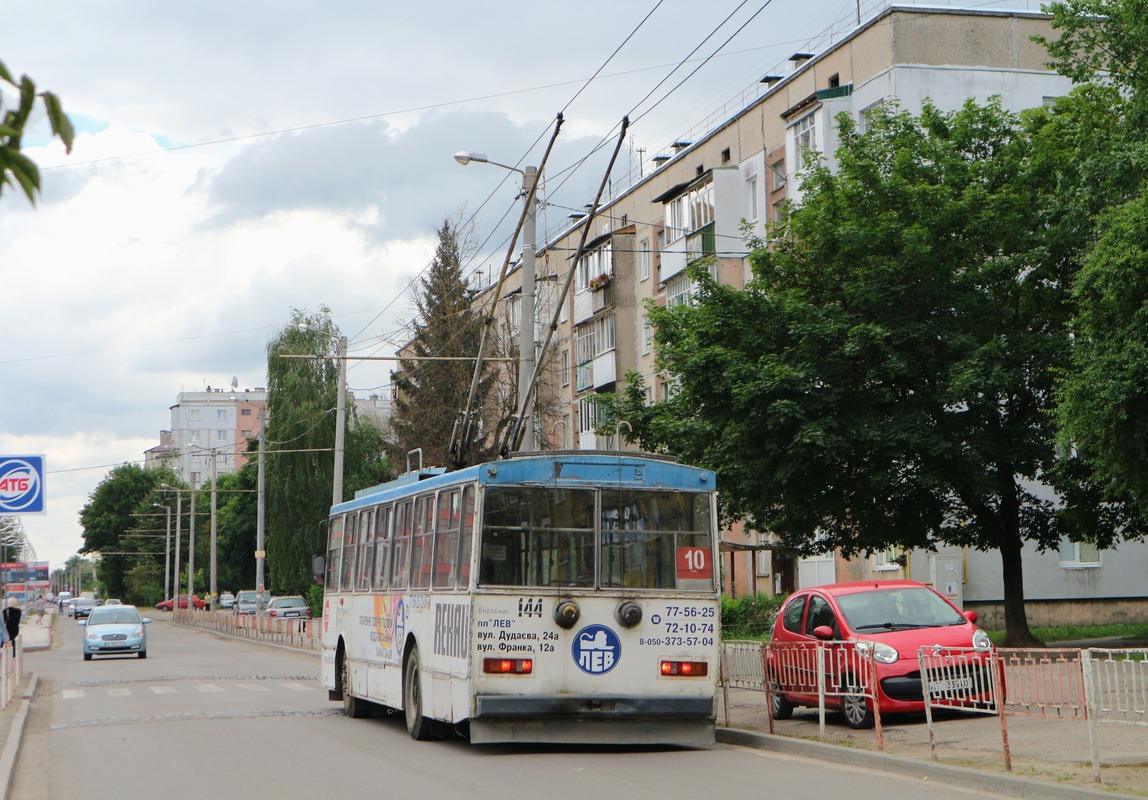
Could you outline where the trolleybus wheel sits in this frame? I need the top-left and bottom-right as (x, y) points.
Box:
(342, 650), (371, 719)
(404, 645), (435, 740)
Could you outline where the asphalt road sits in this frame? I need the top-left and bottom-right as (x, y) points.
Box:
(11, 617), (1039, 800)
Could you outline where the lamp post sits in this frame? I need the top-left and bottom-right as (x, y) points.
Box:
(298, 324), (348, 506)
(454, 150), (538, 452)
(160, 484), (183, 607)
(151, 502), (171, 600)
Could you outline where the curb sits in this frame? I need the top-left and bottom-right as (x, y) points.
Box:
(716, 727), (1138, 800)
(0, 672), (36, 800)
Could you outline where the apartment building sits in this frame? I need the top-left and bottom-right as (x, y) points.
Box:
(146, 385), (267, 488)
(472, 5), (1148, 624)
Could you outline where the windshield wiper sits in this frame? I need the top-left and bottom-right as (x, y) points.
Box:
(854, 622), (930, 630)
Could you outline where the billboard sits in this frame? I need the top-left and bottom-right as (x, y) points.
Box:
(0, 455), (45, 514)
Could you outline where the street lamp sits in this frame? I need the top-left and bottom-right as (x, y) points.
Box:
(298, 323), (348, 506)
(454, 150), (538, 452)
(151, 502), (171, 600)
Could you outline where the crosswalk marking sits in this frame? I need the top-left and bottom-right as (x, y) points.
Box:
(195, 684), (224, 693)
(106, 688), (131, 697)
(237, 684), (271, 692)
(61, 681), (320, 700)
(62, 689), (85, 700)
(150, 686), (177, 694)
(278, 682), (315, 691)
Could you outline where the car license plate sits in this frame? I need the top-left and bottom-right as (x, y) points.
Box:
(930, 677), (973, 693)
(285, 611), (300, 617)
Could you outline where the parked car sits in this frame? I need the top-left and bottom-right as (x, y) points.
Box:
(768, 579), (994, 729)
(219, 592), (235, 609)
(71, 597), (97, 620)
(80, 604), (151, 660)
(232, 590), (269, 616)
(259, 595), (312, 619)
(155, 594), (206, 611)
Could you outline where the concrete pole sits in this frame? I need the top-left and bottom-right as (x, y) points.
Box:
(518, 166), (538, 452)
(333, 335), (347, 507)
(256, 425), (266, 595)
(209, 450), (218, 610)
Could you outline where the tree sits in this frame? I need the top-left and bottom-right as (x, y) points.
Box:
(0, 58), (73, 205)
(1038, 1), (1148, 512)
(264, 308), (389, 594)
(79, 464), (179, 600)
(390, 217), (503, 469)
(620, 99), (1137, 646)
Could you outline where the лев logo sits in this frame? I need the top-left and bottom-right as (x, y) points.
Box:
(572, 624), (621, 675)
(0, 457), (43, 513)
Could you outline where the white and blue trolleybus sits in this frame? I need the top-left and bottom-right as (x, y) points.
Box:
(320, 450), (720, 744)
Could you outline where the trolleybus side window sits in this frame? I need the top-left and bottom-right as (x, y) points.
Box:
(391, 500), (413, 589)
(601, 490), (714, 590)
(340, 511), (359, 592)
(458, 487), (475, 588)
(356, 509), (374, 592)
(372, 504), (393, 590)
(411, 493), (436, 590)
(480, 487), (595, 587)
(325, 514), (345, 589)
(433, 489), (461, 590)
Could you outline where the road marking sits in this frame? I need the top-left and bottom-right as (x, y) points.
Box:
(195, 684), (224, 693)
(62, 689), (85, 700)
(278, 682), (315, 691)
(237, 684), (271, 692)
(150, 686), (177, 694)
(106, 688), (131, 697)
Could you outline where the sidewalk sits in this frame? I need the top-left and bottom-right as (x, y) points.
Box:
(0, 612), (51, 800)
(719, 685), (1148, 799)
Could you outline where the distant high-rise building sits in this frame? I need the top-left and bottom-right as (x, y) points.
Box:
(146, 385), (267, 488)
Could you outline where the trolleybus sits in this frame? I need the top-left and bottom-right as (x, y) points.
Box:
(320, 450), (721, 744)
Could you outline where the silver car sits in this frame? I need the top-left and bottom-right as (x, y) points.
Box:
(80, 605), (151, 660)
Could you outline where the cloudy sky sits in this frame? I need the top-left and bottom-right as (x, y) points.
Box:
(0, 0), (1039, 572)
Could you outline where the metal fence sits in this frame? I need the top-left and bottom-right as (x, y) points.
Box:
(178, 608), (321, 651)
(720, 639), (1148, 784)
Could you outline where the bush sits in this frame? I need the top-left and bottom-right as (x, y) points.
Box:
(721, 592), (786, 640)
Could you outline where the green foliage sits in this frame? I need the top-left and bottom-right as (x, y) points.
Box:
(389, 218), (502, 470)
(0, 58), (74, 205)
(308, 583), (324, 618)
(620, 98), (1140, 646)
(263, 308), (389, 596)
(721, 593), (786, 640)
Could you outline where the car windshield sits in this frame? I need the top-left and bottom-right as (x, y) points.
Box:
(75, 599), (95, 607)
(89, 608), (141, 625)
(836, 587), (966, 631)
(274, 598), (306, 608)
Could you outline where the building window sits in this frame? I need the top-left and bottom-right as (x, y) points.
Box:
(575, 244), (611, 293)
(745, 172), (759, 223)
(560, 349), (570, 386)
(872, 546), (902, 571)
(217, 430), (228, 443)
(241, 408), (252, 417)
(793, 113), (817, 173)
(721, 147), (731, 164)
(217, 409), (227, 421)
(190, 410), (200, 421)
(770, 159), (786, 192)
(666, 274), (694, 307)
(1058, 537), (1101, 567)
(577, 395), (600, 434)
(642, 314), (652, 355)
(639, 238), (651, 281)
(191, 431), (201, 444)
(241, 429), (251, 438)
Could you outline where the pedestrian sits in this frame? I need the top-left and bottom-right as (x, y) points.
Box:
(3, 597), (21, 653)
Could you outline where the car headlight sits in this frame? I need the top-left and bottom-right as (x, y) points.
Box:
(971, 627), (992, 652)
(85, 629), (100, 641)
(856, 640), (899, 664)
(132, 626), (145, 638)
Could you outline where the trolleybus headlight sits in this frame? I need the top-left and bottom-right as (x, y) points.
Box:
(553, 599), (580, 629)
(616, 601), (642, 628)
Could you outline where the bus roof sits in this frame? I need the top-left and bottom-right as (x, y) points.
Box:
(331, 451), (715, 515)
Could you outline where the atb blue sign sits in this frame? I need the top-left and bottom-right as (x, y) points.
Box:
(572, 624), (621, 675)
(0, 456), (46, 514)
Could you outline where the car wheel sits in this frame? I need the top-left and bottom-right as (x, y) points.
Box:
(342, 651), (371, 719)
(769, 683), (794, 720)
(139, 650), (147, 659)
(83, 653), (92, 661)
(842, 688), (875, 729)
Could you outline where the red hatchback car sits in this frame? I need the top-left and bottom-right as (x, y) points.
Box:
(155, 594), (206, 611)
(768, 580), (994, 728)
